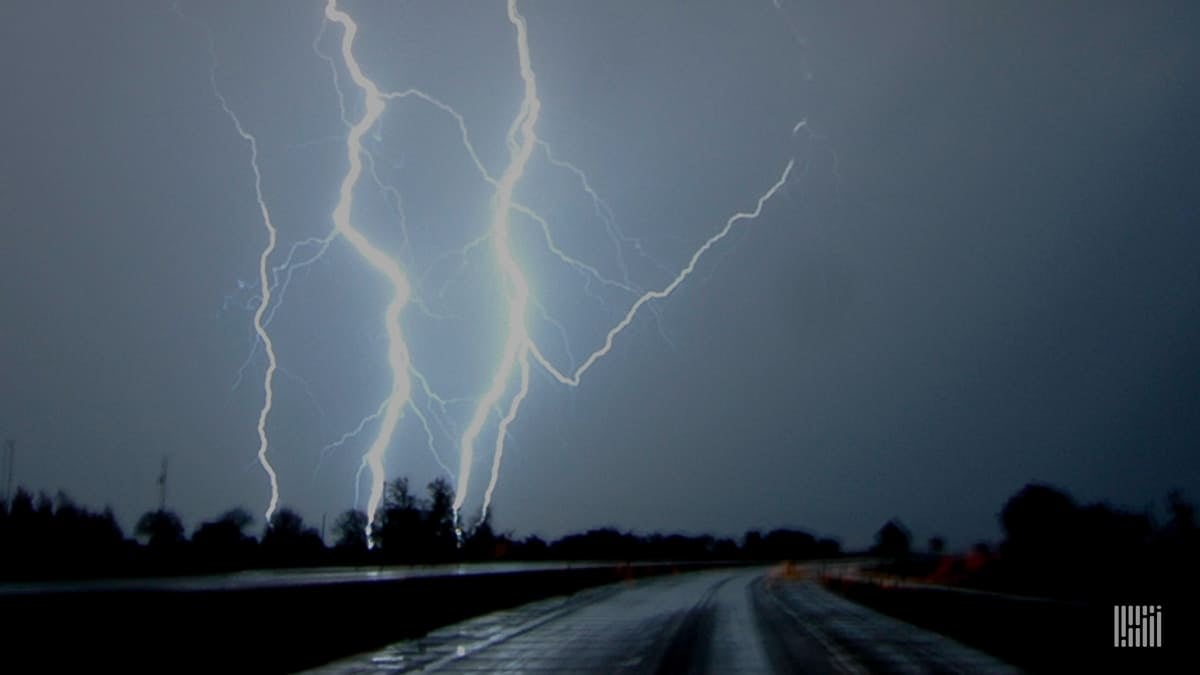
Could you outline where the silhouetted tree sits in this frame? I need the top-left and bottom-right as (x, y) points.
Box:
(47, 492), (125, 575)
(997, 483), (1082, 593)
(90, 507), (127, 552)
(1156, 490), (1200, 598)
(743, 530), (764, 559)
(193, 508), (257, 570)
(374, 477), (424, 561)
(712, 537), (740, 560)
(553, 528), (642, 560)
(762, 529), (819, 560)
(332, 509), (369, 553)
(1, 472), (867, 579)
(929, 536), (946, 555)
(463, 512), (499, 560)
(513, 534), (548, 560)
(1000, 484), (1075, 557)
(987, 482), (1189, 599)
(1165, 489), (1196, 534)
(0, 488), (127, 579)
(9, 488), (33, 514)
(135, 509), (185, 549)
(424, 477), (457, 561)
(7, 489), (34, 536)
(816, 537), (842, 558)
(262, 508), (325, 567)
(34, 492), (53, 521)
(873, 519), (911, 559)
(32, 492), (54, 554)
(134, 508), (186, 573)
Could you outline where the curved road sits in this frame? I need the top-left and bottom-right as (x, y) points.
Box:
(309, 567), (1020, 674)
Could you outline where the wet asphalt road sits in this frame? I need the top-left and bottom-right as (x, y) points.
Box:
(308, 567), (1021, 674)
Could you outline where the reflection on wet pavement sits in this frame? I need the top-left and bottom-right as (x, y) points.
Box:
(309, 567), (1021, 673)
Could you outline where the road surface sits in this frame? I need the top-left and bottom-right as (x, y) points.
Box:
(308, 567), (1021, 673)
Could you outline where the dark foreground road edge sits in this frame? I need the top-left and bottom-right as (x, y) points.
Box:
(823, 576), (1197, 673)
(0, 562), (738, 673)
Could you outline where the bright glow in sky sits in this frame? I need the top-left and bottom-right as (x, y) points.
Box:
(3, 1), (1199, 549)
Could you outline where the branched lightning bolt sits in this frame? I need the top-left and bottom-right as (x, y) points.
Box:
(374, 87), (636, 303)
(477, 159), (796, 520)
(454, 0), (541, 521)
(325, 365), (460, 507)
(482, 158), (796, 521)
(317, 398), (387, 473)
(193, 0), (803, 535)
(176, 4), (285, 520)
(317, 0), (651, 527)
(536, 141), (678, 346)
(229, 233), (335, 393)
(324, 0), (415, 541)
(539, 140), (666, 283)
(409, 366), (464, 479)
(530, 159), (796, 389)
(444, 1), (799, 524)
(244, 122), (283, 522)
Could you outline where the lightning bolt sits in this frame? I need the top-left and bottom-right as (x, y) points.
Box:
(454, 0), (541, 521)
(245, 121), (283, 523)
(486, 159), (797, 520)
(226, 233), (338, 393)
(444, 1), (799, 524)
(464, 159), (796, 522)
(539, 140), (667, 283)
(529, 159), (796, 389)
(189, 1), (803, 537)
(324, 0), (415, 541)
(219, 3), (517, 529)
(316, 398), (387, 474)
(175, 4), (285, 521)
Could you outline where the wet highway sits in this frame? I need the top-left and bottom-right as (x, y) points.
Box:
(309, 567), (1021, 673)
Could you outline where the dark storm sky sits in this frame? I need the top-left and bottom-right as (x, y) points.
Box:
(2, 0), (1198, 550)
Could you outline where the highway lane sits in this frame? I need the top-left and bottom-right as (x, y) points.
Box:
(757, 574), (1021, 673)
(310, 567), (1021, 673)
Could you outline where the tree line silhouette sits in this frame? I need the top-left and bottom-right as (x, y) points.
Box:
(980, 483), (1198, 601)
(0, 474), (842, 581)
(866, 483), (1200, 603)
(822, 485), (1198, 675)
(3, 475), (1195, 598)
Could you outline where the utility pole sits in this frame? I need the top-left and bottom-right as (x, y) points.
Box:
(157, 456), (168, 512)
